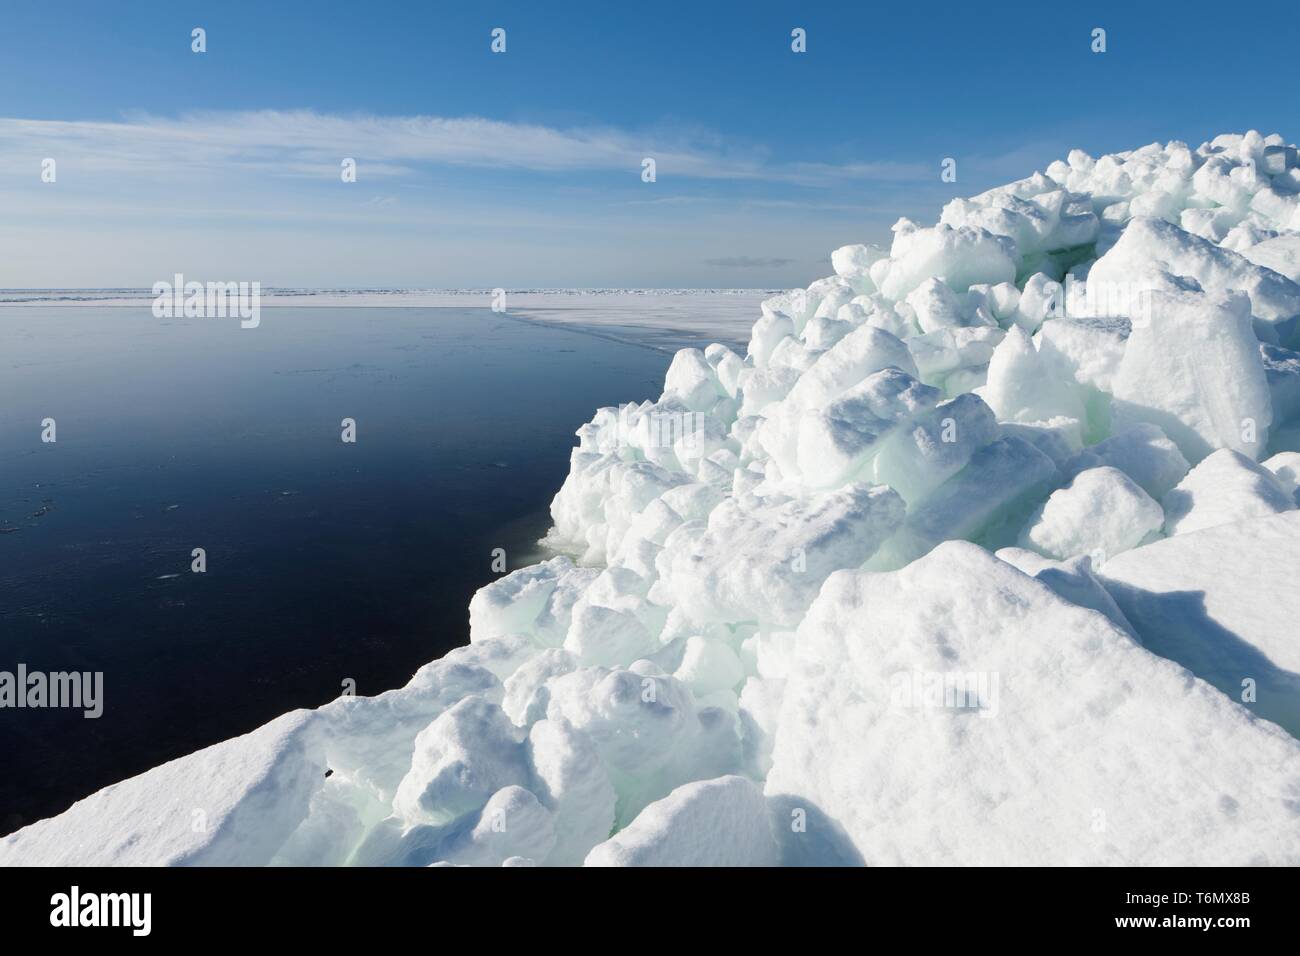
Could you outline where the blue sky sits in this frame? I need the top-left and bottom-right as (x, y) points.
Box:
(1, 0), (1296, 288)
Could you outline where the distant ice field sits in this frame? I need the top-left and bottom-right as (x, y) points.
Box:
(0, 290), (772, 353)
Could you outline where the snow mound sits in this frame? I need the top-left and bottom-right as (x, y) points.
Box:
(8, 131), (1300, 866)
(765, 542), (1300, 865)
(1018, 465), (1163, 561)
(1161, 448), (1295, 535)
(583, 775), (776, 867)
(1100, 511), (1300, 738)
(0, 711), (322, 866)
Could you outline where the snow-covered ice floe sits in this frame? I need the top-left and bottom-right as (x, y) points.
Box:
(7, 131), (1300, 867)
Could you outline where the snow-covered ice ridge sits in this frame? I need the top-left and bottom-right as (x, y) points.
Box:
(8, 131), (1300, 866)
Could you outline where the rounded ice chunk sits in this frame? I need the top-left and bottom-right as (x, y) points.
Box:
(1112, 290), (1273, 463)
(673, 635), (745, 696)
(879, 222), (1017, 300)
(438, 785), (556, 867)
(794, 368), (940, 489)
(1161, 448), (1296, 536)
(831, 243), (887, 278)
(662, 348), (725, 413)
(393, 698), (529, 827)
(526, 717), (616, 866)
(1262, 451), (1300, 501)
(584, 775), (775, 867)
(783, 323), (918, 410)
(1062, 424), (1191, 500)
(1018, 466), (1164, 561)
(982, 325), (1086, 428)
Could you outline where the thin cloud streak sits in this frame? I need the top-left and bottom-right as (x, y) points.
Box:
(0, 109), (934, 185)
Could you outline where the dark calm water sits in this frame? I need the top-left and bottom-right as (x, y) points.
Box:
(0, 306), (671, 834)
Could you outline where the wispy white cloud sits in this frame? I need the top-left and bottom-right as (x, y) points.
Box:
(0, 109), (934, 185)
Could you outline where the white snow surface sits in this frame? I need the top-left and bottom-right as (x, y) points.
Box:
(766, 542), (1299, 865)
(1099, 511), (1300, 739)
(6, 131), (1300, 866)
(583, 775), (776, 867)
